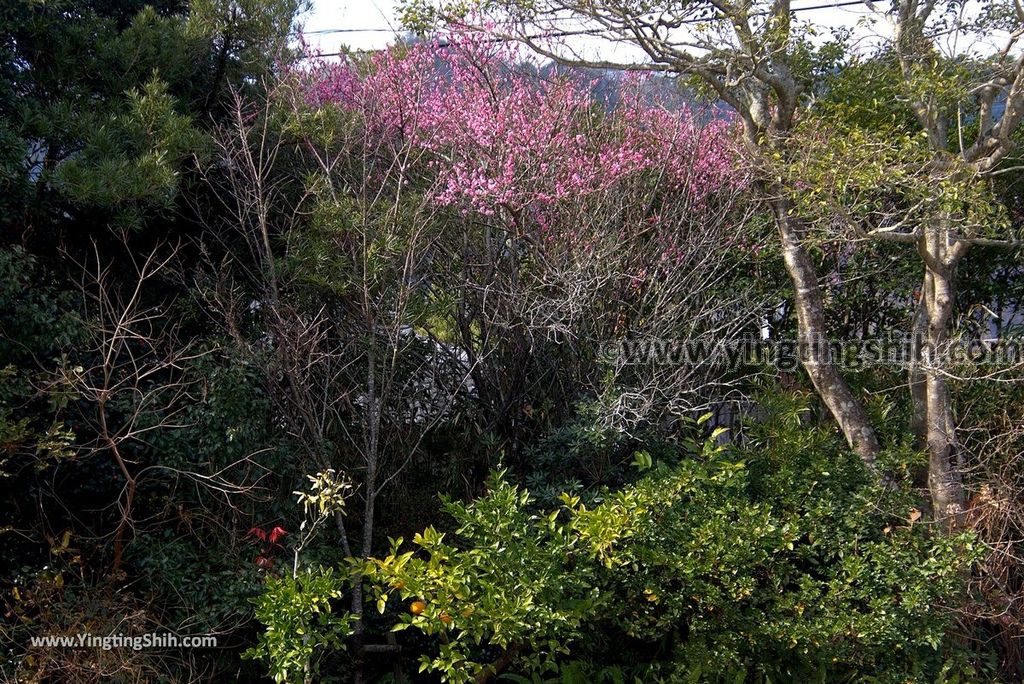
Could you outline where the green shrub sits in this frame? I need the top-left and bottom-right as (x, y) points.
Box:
(360, 394), (978, 683)
(244, 568), (355, 684)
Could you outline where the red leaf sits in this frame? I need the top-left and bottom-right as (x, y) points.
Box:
(268, 526), (288, 544)
(248, 527), (267, 542)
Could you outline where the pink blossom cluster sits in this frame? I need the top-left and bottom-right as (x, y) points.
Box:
(295, 32), (742, 218)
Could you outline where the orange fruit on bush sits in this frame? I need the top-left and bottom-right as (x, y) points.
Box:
(409, 600), (426, 615)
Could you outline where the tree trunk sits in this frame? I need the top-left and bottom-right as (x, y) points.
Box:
(772, 197), (882, 469)
(909, 287), (929, 448)
(352, 346), (381, 684)
(919, 227), (966, 523)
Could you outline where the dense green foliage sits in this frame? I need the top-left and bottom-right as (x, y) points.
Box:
(2, 1), (1024, 683)
(358, 402), (979, 683)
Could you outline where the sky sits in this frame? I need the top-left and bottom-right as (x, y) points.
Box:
(297, 0), (1003, 62)
(299, 0), (405, 53)
(298, 0), (885, 58)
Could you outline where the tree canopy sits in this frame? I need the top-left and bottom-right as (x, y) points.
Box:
(2, 1), (1024, 682)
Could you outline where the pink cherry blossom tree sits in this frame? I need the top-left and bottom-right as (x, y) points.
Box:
(216, 35), (757, 678)
(289, 28), (759, 455)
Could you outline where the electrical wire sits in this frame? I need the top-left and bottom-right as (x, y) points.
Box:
(298, 1), (870, 34)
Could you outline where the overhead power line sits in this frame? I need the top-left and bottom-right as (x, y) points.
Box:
(302, 27), (399, 34)
(298, 0), (870, 37)
(296, 0), (872, 58)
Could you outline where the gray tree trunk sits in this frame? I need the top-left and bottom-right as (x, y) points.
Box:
(909, 287), (929, 448)
(773, 197), (882, 469)
(919, 225), (966, 522)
